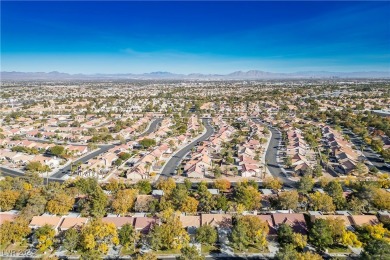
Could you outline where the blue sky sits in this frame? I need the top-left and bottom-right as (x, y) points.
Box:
(1, 1), (390, 74)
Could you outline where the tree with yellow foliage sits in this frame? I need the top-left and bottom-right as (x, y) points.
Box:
(318, 176), (332, 188)
(235, 181), (262, 210)
(231, 215), (269, 251)
(214, 179), (231, 192)
(35, 224), (55, 252)
(180, 196), (199, 214)
(292, 233), (307, 250)
(371, 188), (390, 210)
(278, 190), (299, 210)
(46, 193), (75, 215)
(296, 251), (323, 260)
(80, 220), (119, 255)
(136, 252), (157, 260)
(340, 230), (362, 247)
(156, 178), (176, 196)
(111, 189), (138, 215)
(149, 209), (189, 250)
(0, 218), (30, 245)
(263, 177), (282, 190)
(0, 189), (20, 211)
(309, 191), (336, 212)
(376, 173), (390, 188)
(362, 223), (389, 241)
(325, 217), (346, 243)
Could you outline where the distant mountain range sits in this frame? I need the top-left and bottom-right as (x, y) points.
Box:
(1, 70), (389, 80)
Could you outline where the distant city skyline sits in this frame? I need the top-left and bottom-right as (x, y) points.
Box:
(2, 1), (390, 74)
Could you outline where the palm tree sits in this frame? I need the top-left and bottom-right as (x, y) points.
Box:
(145, 162), (152, 177)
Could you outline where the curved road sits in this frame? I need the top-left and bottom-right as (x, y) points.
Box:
(342, 128), (390, 174)
(159, 118), (215, 179)
(0, 118), (162, 182)
(138, 118), (162, 138)
(253, 118), (296, 187)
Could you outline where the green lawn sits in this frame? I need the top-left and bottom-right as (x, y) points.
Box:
(154, 249), (180, 255)
(233, 246), (269, 254)
(120, 247), (137, 256)
(201, 244), (219, 254)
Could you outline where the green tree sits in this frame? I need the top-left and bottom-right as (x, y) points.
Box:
(184, 179), (192, 191)
(136, 180), (152, 195)
(171, 185), (189, 210)
(119, 152), (132, 161)
(197, 182), (215, 212)
(119, 223), (137, 250)
(215, 194), (230, 211)
(298, 175), (314, 193)
(275, 243), (299, 260)
(139, 138), (156, 148)
(277, 223), (294, 245)
(49, 145), (65, 157)
(177, 245), (205, 260)
(235, 182), (262, 210)
(361, 238), (390, 259)
(313, 164), (323, 177)
(63, 228), (80, 252)
(196, 224), (218, 245)
(277, 190), (299, 210)
(26, 161), (50, 173)
(309, 219), (333, 251)
(231, 215), (269, 251)
(285, 156), (293, 168)
(324, 181), (346, 209)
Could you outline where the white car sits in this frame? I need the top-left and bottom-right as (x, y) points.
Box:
(385, 163), (390, 169)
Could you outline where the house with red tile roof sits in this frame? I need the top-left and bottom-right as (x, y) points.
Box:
(59, 217), (89, 231)
(134, 217), (159, 234)
(102, 217), (134, 229)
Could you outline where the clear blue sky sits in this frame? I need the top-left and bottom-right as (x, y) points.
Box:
(1, 1), (390, 74)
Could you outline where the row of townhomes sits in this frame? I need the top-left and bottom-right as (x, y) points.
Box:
(284, 128), (314, 175)
(322, 125), (361, 174)
(237, 119), (266, 178)
(1, 210), (386, 243)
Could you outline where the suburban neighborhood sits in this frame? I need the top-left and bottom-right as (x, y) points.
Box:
(0, 79), (390, 260)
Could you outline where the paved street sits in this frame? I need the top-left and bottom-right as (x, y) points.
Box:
(159, 118), (215, 178)
(0, 118), (162, 182)
(50, 144), (115, 178)
(138, 118), (162, 138)
(343, 128), (390, 174)
(253, 119), (296, 187)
